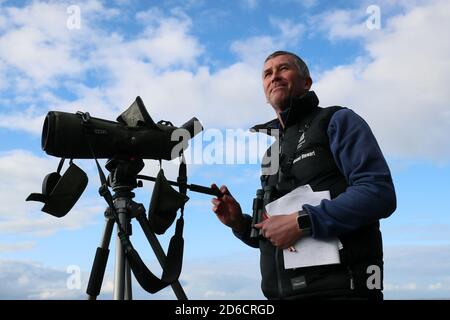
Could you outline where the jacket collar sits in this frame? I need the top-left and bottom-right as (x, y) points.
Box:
(250, 91), (319, 136)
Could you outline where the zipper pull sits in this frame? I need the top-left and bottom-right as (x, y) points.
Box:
(348, 268), (355, 290)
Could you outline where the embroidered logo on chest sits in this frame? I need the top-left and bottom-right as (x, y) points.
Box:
(296, 132), (306, 150)
(293, 150), (316, 164)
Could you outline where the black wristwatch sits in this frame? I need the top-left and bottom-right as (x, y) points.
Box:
(297, 210), (312, 236)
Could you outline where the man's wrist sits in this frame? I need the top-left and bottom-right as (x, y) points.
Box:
(232, 214), (248, 235)
(297, 210), (312, 236)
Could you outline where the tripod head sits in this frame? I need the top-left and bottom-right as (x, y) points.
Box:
(105, 157), (144, 198)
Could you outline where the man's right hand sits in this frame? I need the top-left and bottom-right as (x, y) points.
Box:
(211, 184), (246, 233)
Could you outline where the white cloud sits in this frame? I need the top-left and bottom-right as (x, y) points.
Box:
(2, 245), (450, 299)
(179, 254), (264, 299)
(0, 1), (301, 140)
(383, 245), (450, 299)
(0, 2), (217, 134)
(384, 282), (417, 291)
(135, 7), (164, 22)
(0, 12), (6, 30)
(1, 0), (450, 165)
(0, 259), (117, 299)
(300, 0), (318, 8)
(242, 0), (258, 10)
(0, 1), (92, 86)
(310, 8), (370, 40)
(133, 8), (203, 68)
(231, 18), (305, 65)
(270, 18), (304, 41)
(0, 60), (6, 90)
(0, 260), (85, 299)
(0, 25), (82, 85)
(0, 150), (56, 216)
(69, 60), (269, 130)
(0, 206), (99, 237)
(314, 0), (450, 162)
(0, 252), (264, 300)
(428, 282), (443, 290)
(113, 0), (130, 5)
(0, 0), (121, 87)
(231, 35), (276, 65)
(0, 242), (35, 253)
(0, 106), (46, 135)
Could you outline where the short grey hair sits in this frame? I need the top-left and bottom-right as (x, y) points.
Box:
(264, 50), (310, 78)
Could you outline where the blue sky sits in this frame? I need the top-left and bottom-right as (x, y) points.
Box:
(1, 0), (450, 299)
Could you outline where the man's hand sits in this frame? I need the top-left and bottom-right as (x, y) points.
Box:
(211, 184), (246, 233)
(255, 212), (302, 249)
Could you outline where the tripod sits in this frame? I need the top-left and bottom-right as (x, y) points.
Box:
(86, 158), (187, 300)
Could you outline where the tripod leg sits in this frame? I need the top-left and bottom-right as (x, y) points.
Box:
(114, 203), (133, 300)
(114, 231), (133, 300)
(136, 214), (188, 300)
(125, 260), (133, 300)
(86, 217), (115, 300)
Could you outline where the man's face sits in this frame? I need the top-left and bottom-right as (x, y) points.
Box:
(262, 54), (311, 112)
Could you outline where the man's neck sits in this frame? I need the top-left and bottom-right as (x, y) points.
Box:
(272, 100), (291, 127)
(276, 107), (293, 130)
(272, 91), (310, 124)
(277, 112), (286, 129)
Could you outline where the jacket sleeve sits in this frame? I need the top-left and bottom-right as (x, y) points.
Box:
(232, 214), (260, 248)
(303, 108), (396, 239)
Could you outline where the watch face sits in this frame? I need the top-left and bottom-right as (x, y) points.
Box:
(297, 214), (311, 230)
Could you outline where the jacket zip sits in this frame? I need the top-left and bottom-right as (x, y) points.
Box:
(275, 247), (284, 298)
(347, 266), (355, 290)
(274, 131), (285, 298)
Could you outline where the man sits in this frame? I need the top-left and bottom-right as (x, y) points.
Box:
(211, 51), (396, 299)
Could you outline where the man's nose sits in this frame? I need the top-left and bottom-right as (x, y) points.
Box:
(270, 69), (282, 83)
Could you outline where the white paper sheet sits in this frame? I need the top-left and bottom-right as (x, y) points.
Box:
(265, 185), (341, 269)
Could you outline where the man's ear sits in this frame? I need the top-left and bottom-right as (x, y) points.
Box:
(305, 77), (313, 90)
